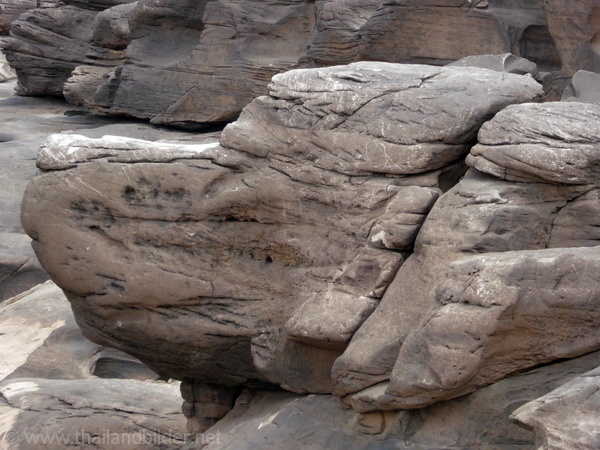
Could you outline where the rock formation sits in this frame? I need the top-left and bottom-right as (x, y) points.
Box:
(3, 0), (600, 125)
(206, 350), (600, 448)
(0, 73), (198, 302)
(1, 0), (599, 445)
(0, 281), (186, 448)
(513, 364), (600, 450)
(21, 63), (542, 401)
(336, 101), (600, 412)
(0, 0), (38, 35)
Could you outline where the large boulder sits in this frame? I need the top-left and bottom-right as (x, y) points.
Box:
(20, 63), (542, 396)
(5, 0), (597, 126)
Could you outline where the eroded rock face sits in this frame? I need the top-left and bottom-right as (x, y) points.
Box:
(2, 0), (136, 96)
(0, 1), (38, 35)
(0, 377), (185, 448)
(3, 0), (596, 125)
(513, 364), (600, 450)
(336, 100), (600, 412)
(203, 351), (600, 449)
(21, 63), (542, 395)
(0, 281), (159, 382)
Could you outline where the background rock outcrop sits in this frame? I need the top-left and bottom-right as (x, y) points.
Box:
(3, 0), (599, 126)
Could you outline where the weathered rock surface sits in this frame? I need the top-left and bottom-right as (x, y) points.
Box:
(0, 281), (159, 382)
(0, 1), (38, 35)
(467, 102), (600, 184)
(545, 0), (600, 75)
(0, 377), (185, 449)
(561, 70), (600, 104)
(202, 351), (600, 449)
(2, 0), (136, 96)
(20, 63), (542, 395)
(0, 76), (198, 301)
(513, 364), (600, 450)
(3, 0), (597, 125)
(447, 53), (539, 77)
(335, 100), (600, 411)
(0, 280), (186, 448)
(0, 78), (114, 301)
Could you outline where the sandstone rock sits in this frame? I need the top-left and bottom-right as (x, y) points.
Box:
(544, 0), (600, 75)
(0, 1), (38, 35)
(5, 0), (591, 126)
(0, 377), (185, 449)
(357, 0), (547, 66)
(335, 97), (600, 410)
(513, 364), (600, 450)
(0, 76), (193, 300)
(21, 63), (542, 395)
(221, 62), (543, 176)
(65, 0), (314, 126)
(332, 169), (593, 399)
(368, 247), (600, 409)
(2, 1), (136, 97)
(202, 351), (600, 449)
(467, 102), (600, 184)
(302, 0), (381, 66)
(561, 70), (600, 104)
(0, 281), (158, 382)
(3, 5), (98, 96)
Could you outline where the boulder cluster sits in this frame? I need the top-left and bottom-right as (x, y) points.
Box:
(1, 0), (600, 448)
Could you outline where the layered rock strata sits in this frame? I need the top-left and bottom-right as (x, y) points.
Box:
(21, 63), (542, 399)
(4, 0), (598, 125)
(2, 0), (136, 96)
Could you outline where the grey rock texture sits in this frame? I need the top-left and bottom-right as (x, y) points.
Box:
(2, 0), (136, 97)
(545, 0), (600, 75)
(0, 76), (196, 302)
(0, 281), (185, 449)
(3, 0), (596, 126)
(467, 102), (600, 184)
(0, 281), (159, 382)
(447, 53), (539, 77)
(202, 351), (600, 449)
(513, 365), (600, 450)
(336, 101), (600, 411)
(0, 377), (185, 449)
(20, 63), (542, 395)
(561, 70), (600, 104)
(0, 1), (38, 35)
